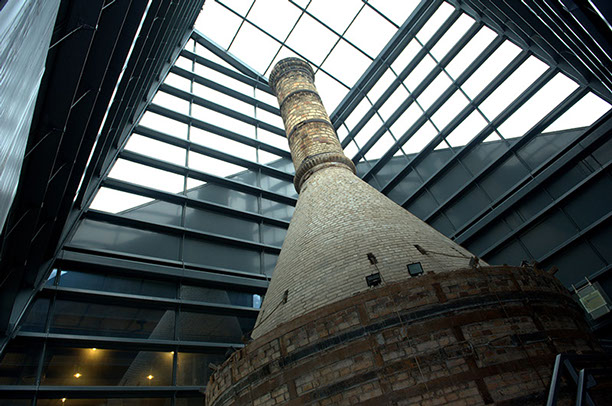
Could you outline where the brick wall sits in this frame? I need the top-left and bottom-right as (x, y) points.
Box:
(254, 58), (485, 339)
(207, 266), (597, 406)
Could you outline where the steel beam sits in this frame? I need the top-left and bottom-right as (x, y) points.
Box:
(133, 125), (293, 182)
(146, 104), (290, 158)
(57, 248), (270, 292)
(83, 209), (282, 254)
(102, 177), (290, 229)
(118, 149), (297, 206)
(39, 286), (260, 318)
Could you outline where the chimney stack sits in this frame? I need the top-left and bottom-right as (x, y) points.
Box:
(268, 58), (355, 192)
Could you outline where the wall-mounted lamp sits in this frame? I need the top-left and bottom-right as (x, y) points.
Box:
(366, 273), (382, 287)
(407, 262), (424, 276)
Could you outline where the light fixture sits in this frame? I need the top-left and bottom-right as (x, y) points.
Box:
(73, 372), (82, 379)
(61, 399), (66, 403)
(366, 273), (381, 287)
(147, 374), (154, 380)
(91, 348), (97, 351)
(407, 262), (424, 277)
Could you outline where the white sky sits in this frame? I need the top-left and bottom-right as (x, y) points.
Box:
(90, 0), (611, 214)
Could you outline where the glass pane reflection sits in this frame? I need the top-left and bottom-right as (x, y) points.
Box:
(41, 347), (173, 386)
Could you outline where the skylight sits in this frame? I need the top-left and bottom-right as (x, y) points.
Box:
(89, 0), (611, 216)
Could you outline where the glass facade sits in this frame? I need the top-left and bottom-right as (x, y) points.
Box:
(1, 0), (611, 404)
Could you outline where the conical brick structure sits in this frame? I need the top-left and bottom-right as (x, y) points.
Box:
(206, 59), (598, 406)
(252, 58), (481, 339)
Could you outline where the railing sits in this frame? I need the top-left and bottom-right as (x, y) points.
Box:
(546, 353), (612, 406)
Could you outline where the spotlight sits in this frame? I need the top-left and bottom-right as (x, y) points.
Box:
(73, 372), (82, 379)
(91, 348), (97, 351)
(469, 256), (480, 269)
(147, 375), (154, 380)
(407, 262), (424, 276)
(367, 252), (377, 265)
(61, 399), (66, 403)
(366, 272), (381, 287)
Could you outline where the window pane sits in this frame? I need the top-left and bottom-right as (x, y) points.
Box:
(178, 311), (254, 342)
(50, 300), (175, 339)
(59, 270), (177, 298)
(41, 347), (173, 386)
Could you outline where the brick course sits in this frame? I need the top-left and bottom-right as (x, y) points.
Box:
(207, 266), (597, 406)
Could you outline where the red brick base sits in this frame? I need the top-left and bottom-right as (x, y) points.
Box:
(207, 266), (598, 406)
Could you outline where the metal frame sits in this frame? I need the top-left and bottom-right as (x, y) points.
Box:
(1, 1), (611, 403)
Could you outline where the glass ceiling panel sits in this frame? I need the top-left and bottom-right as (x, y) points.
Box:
(315, 71), (349, 114)
(430, 14), (475, 61)
(306, 0), (362, 34)
(402, 121), (438, 154)
(152, 91), (190, 115)
(416, 72), (453, 111)
(431, 90), (470, 129)
(230, 22), (281, 73)
(194, 0), (243, 49)
(248, 0), (301, 41)
(366, 0), (419, 27)
(344, 97), (373, 130)
(497, 73), (579, 138)
(125, 135), (186, 166)
(391, 39), (421, 74)
(415, 2), (454, 44)
(344, 6), (396, 59)
(139, 112), (188, 139)
(88, 0), (609, 220)
(353, 113), (383, 148)
(390, 103), (422, 138)
(403, 54), (437, 92)
(445, 110), (489, 147)
(367, 68), (397, 105)
(321, 38), (371, 88)
(378, 85), (409, 121)
(285, 14), (338, 66)
(544, 92), (611, 133)
(479, 56), (548, 121)
(365, 131), (396, 161)
(90, 188), (153, 214)
(190, 127), (257, 162)
(445, 26), (496, 79)
(108, 159), (184, 193)
(462, 40), (521, 99)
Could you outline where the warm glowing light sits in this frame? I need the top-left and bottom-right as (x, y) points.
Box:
(91, 348), (97, 351)
(147, 374), (154, 380)
(74, 372), (82, 378)
(170, 351), (174, 354)
(61, 399), (66, 403)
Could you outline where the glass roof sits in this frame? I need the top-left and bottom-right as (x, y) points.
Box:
(89, 0), (611, 213)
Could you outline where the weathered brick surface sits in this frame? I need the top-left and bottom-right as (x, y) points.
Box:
(208, 58), (600, 406)
(255, 57), (486, 339)
(268, 57), (355, 192)
(252, 165), (484, 339)
(207, 267), (598, 406)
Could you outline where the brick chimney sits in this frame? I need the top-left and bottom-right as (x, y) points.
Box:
(206, 59), (599, 406)
(252, 58), (481, 339)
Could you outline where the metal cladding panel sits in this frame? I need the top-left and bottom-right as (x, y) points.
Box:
(70, 219), (181, 261)
(0, 0), (60, 232)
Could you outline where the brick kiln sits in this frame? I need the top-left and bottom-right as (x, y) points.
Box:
(206, 58), (597, 406)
